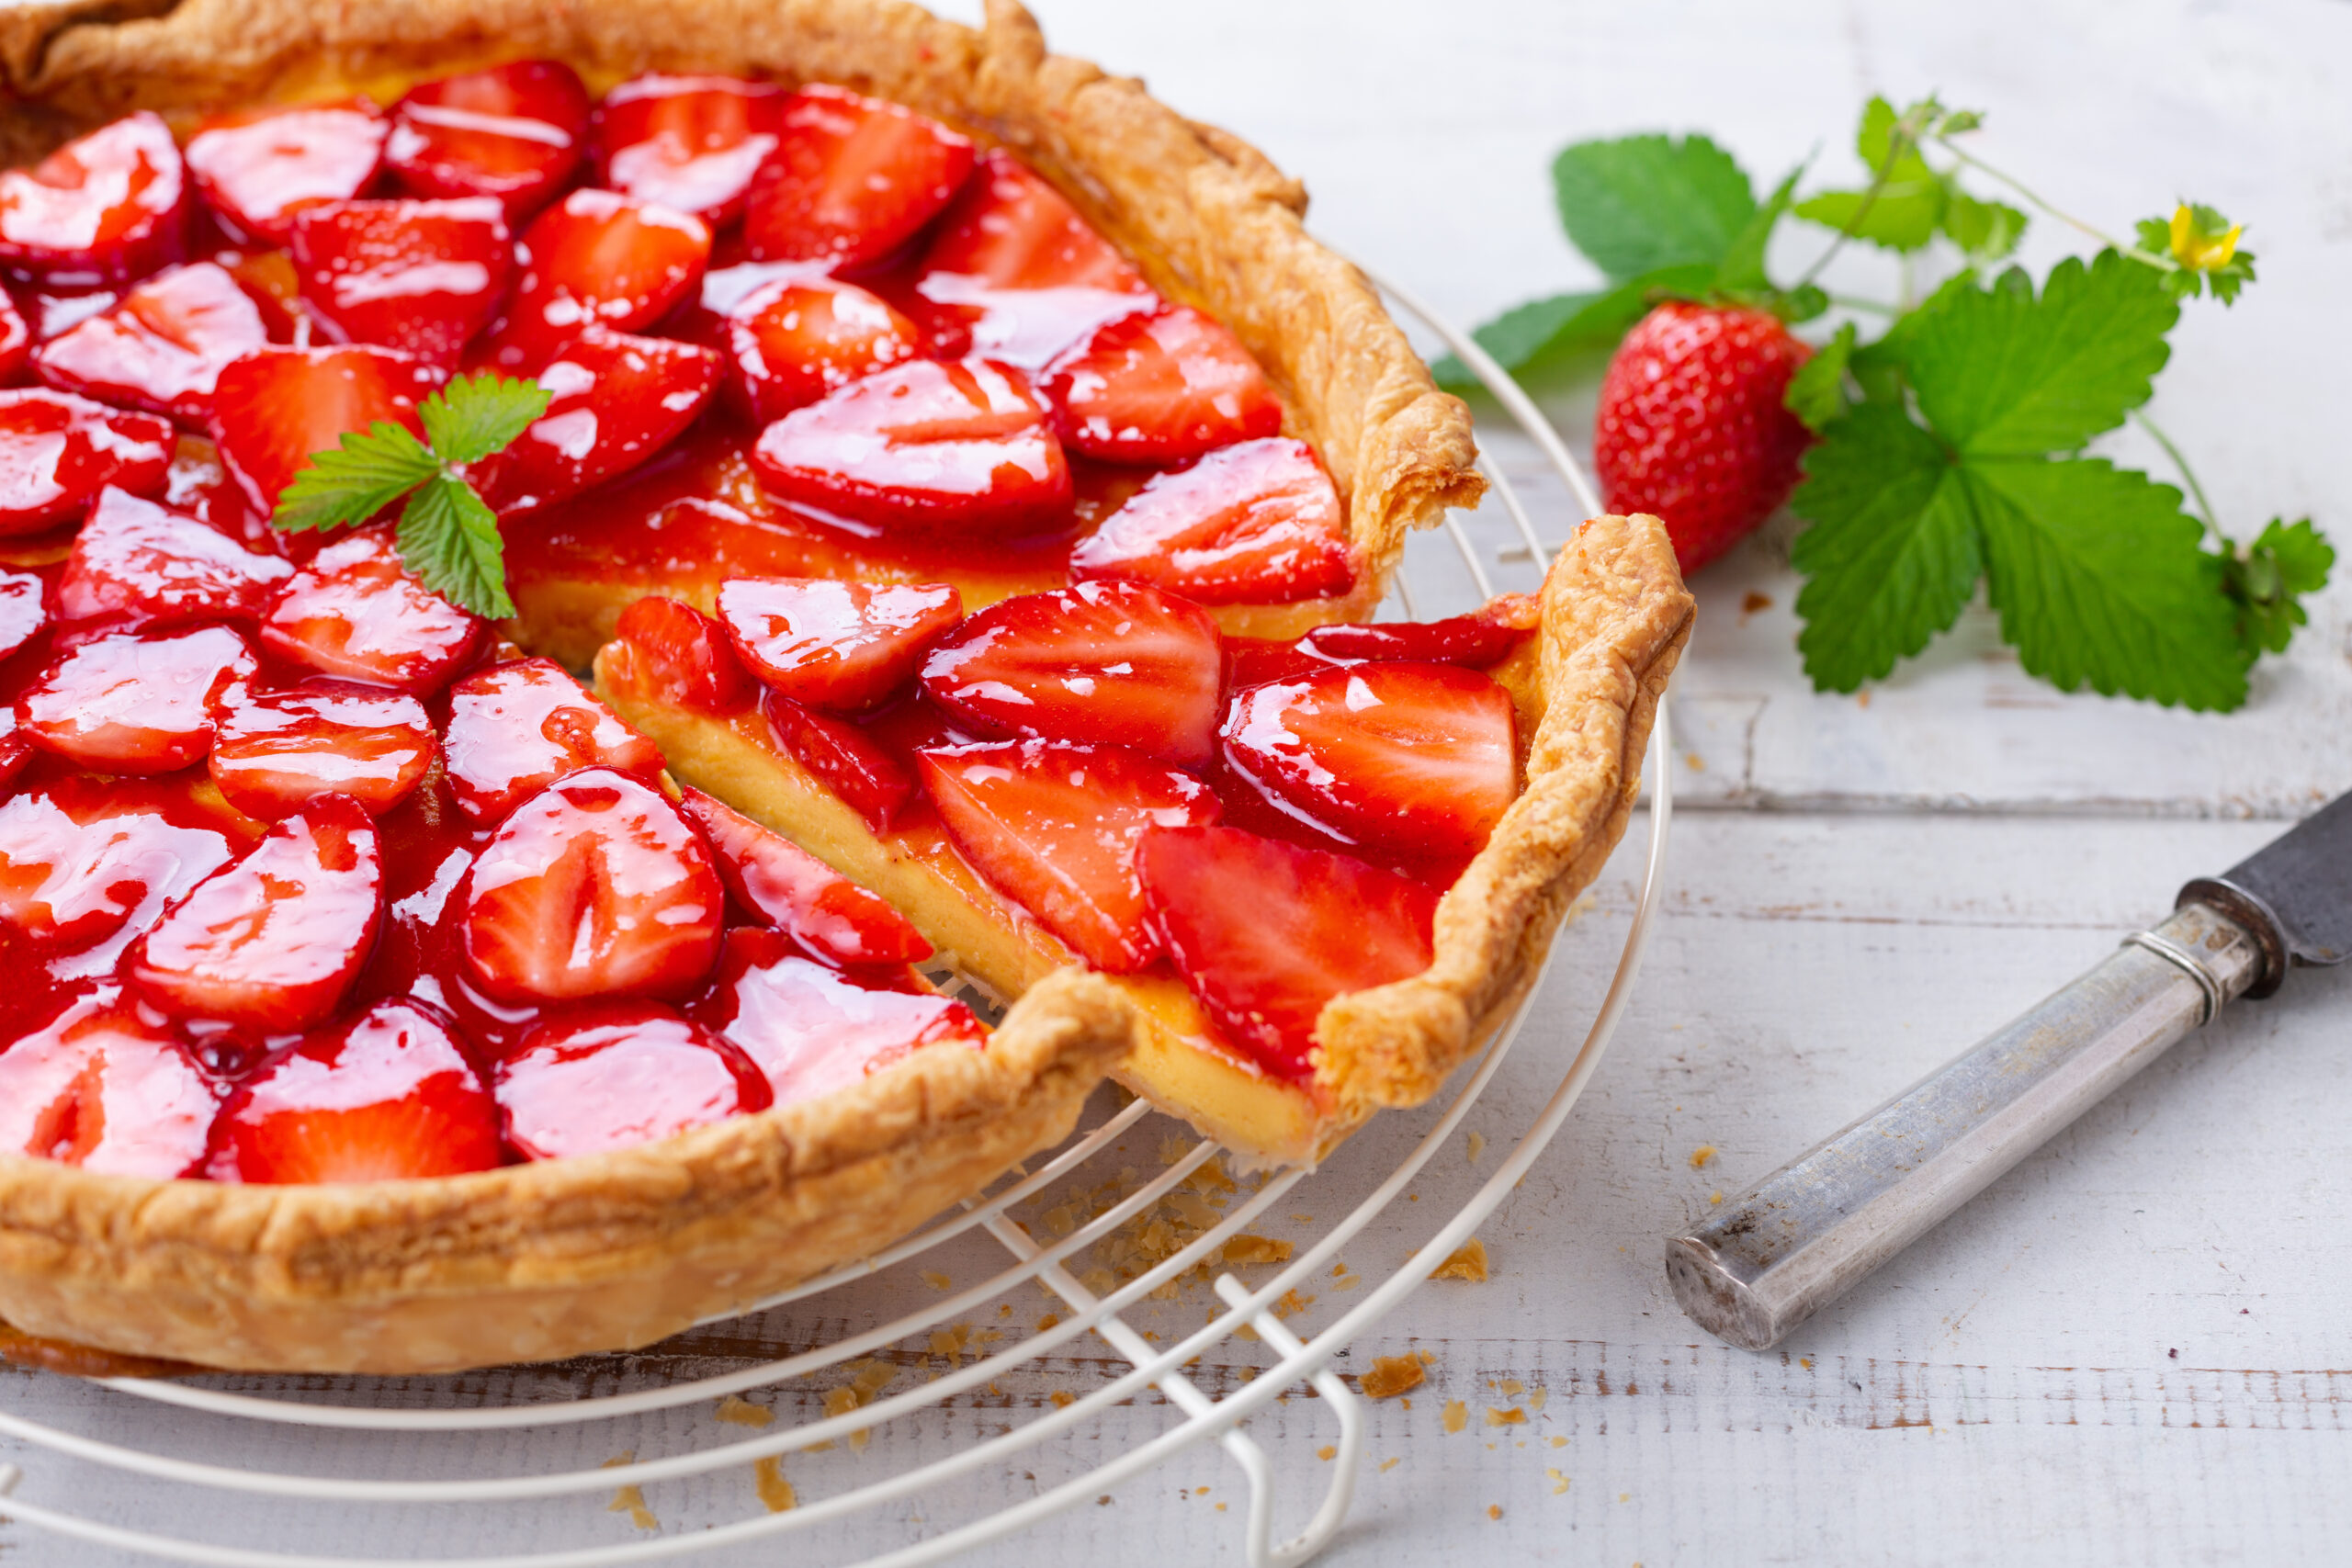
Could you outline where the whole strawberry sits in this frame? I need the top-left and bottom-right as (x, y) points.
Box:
(1593, 301), (1814, 575)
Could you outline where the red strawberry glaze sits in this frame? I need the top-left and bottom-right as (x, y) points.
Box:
(1069, 436), (1351, 605)
(0, 785), (239, 964)
(257, 525), (485, 694)
(594, 73), (787, 227)
(742, 85), (976, 274)
(288, 197), (513, 366)
(678, 786), (930, 967)
(0, 290), (30, 381)
(722, 273), (922, 423)
(59, 488), (292, 631)
(611, 596), (758, 716)
(760, 690), (919, 834)
(0, 569), (47, 660)
(1045, 305), (1283, 465)
(209, 680), (435, 821)
(717, 576), (961, 712)
(492, 189), (710, 366)
(185, 98), (390, 245)
(0, 988), (217, 1177)
(0, 113), (189, 287)
(493, 1000), (769, 1162)
(0, 389), (174, 536)
(32, 261), (278, 424)
(469, 326), (718, 515)
(15, 623), (254, 774)
(385, 61), (591, 221)
(441, 658), (663, 825)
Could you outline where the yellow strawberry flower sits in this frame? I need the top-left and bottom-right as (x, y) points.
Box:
(2168, 204), (2243, 272)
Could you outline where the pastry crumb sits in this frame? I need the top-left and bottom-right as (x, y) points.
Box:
(1050, 1390), (1076, 1409)
(1548, 1435), (1567, 1448)
(1036, 1312), (1060, 1332)
(1466, 1131), (1487, 1163)
(1430, 1238), (1489, 1281)
(1317, 1444), (1337, 1461)
(601, 1454), (657, 1531)
(753, 1455), (796, 1513)
(715, 1394), (773, 1427)
(1690, 1145), (1716, 1169)
(921, 1269), (952, 1291)
(1359, 1355), (1425, 1400)
(1546, 1466), (1570, 1495)
(1487, 1504), (1502, 1521)
(1498, 1378), (1523, 1395)
(1442, 1399), (1468, 1434)
(1710, 1190), (1724, 1205)
(1223, 1235), (1293, 1266)
(1379, 1456), (1401, 1472)
(929, 1325), (971, 1365)
(1527, 1386), (1548, 1413)
(1486, 1405), (1526, 1427)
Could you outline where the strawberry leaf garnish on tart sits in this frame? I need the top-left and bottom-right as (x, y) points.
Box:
(267, 369), (551, 618)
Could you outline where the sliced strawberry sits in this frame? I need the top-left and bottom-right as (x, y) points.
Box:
(493, 999), (768, 1161)
(911, 150), (1153, 369)
(1069, 436), (1351, 604)
(0, 989), (216, 1177)
(1137, 824), (1437, 1080)
(207, 998), (498, 1182)
(256, 525), (483, 693)
(718, 575), (960, 711)
(385, 61), (590, 220)
(492, 188), (709, 365)
(58, 487), (292, 630)
(186, 98), (389, 244)
(918, 580), (1223, 767)
(0, 113), (189, 286)
(918, 738), (1219, 972)
(17, 624), (254, 774)
(469, 326), (717, 514)
(750, 355), (1071, 536)
(0, 568), (47, 660)
(762, 691), (916, 833)
(1227, 610), (1532, 689)
(128, 795), (382, 1032)
(677, 785), (929, 966)
(0, 717), (29, 795)
(288, 197), (512, 366)
(1045, 304), (1281, 464)
(460, 768), (724, 1005)
(1221, 660), (1518, 869)
(695, 927), (982, 1107)
(723, 273), (920, 423)
(742, 86), (975, 273)
(594, 73), (786, 226)
(208, 344), (445, 516)
(209, 680), (434, 821)
(441, 658), (663, 825)
(0, 289), (29, 380)
(0, 788), (234, 951)
(30, 260), (275, 424)
(0, 389), (174, 536)
(612, 594), (757, 716)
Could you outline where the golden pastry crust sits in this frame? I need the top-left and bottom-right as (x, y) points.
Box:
(0, 0), (1484, 611)
(0, 970), (1130, 1374)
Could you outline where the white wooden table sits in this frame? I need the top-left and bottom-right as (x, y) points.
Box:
(6, 2), (2349, 1563)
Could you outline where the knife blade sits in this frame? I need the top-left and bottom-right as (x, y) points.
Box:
(1664, 795), (2352, 1351)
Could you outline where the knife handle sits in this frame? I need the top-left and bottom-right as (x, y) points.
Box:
(1664, 901), (2264, 1351)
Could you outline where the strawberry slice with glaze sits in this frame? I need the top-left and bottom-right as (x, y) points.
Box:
(493, 999), (769, 1161)
(0, 569), (48, 661)
(611, 595), (757, 716)
(761, 691), (917, 833)
(289, 197), (512, 365)
(594, 73), (787, 226)
(469, 326), (717, 514)
(0, 989), (216, 1177)
(717, 576), (961, 712)
(256, 525), (483, 693)
(743, 85), (976, 272)
(59, 488), (292, 630)
(723, 273), (920, 423)
(0, 290), (29, 380)
(209, 344), (445, 516)
(442, 658), (664, 825)
(1221, 660), (1519, 870)
(385, 61), (591, 220)
(186, 98), (390, 244)
(694, 927), (982, 1107)
(459, 769), (725, 1005)
(17, 624), (254, 774)
(0, 789), (234, 952)
(750, 356), (1072, 537)
(1214, 605), (1533, 689)
(0, 389), (174, 536)
(1069, 436), (1351, 605)
(492, 188), (710, 364)
(0, 113), (189, 285)
(1137, 824), (1437, 1081)
(1045, 305), (1282, 464)
(209, 680), (435, 821)
(911, 150), (1153, 369)
(678, 785), (929, 967)
(919, 580), (1224, 767)
(31, 260), (277, 423)
(918, 738), (1220, 973)
(128, 794), (383, 1032)
(208, 998), (500, 1183)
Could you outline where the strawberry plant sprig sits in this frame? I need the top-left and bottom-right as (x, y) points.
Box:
(270, 371), (551, 619)
(1440, 96), (2326, 713)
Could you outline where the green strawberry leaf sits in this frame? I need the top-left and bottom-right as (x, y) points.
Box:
(1972, 457), (2246, 710)
(1716, 166), (1803, 294)
(270, 422), (440, 535)
(1784, 321), (1859, 431)
(1792, 96), (1945, 252)
(1789, 403), (1983, 691)
(418, 371), (552, 468)
(396, 473), (515, 620)
(1550, 133), (1757, 281)
(1941, 189), (2027, 260)
(2225, 517), (2334, 656)
(1431, 265), (1715, 389)
(1905, 250), (2177, 455)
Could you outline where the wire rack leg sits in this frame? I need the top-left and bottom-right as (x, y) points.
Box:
(1211, 1275), (1361, 1568)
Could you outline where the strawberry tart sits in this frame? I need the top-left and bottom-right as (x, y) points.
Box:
(0, 0), (1690, 1374)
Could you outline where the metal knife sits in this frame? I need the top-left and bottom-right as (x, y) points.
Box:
(1664, 793), (2352, 1351)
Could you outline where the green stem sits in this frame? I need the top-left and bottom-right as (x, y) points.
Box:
(1931, 135), (2177, 273)
(1793, 104), (1939, 291)
(2131, 408), (2226, 545)
(1827, 292), (1900, 316)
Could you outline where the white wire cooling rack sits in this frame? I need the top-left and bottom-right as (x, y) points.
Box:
(0, 261), (1670, 1568)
